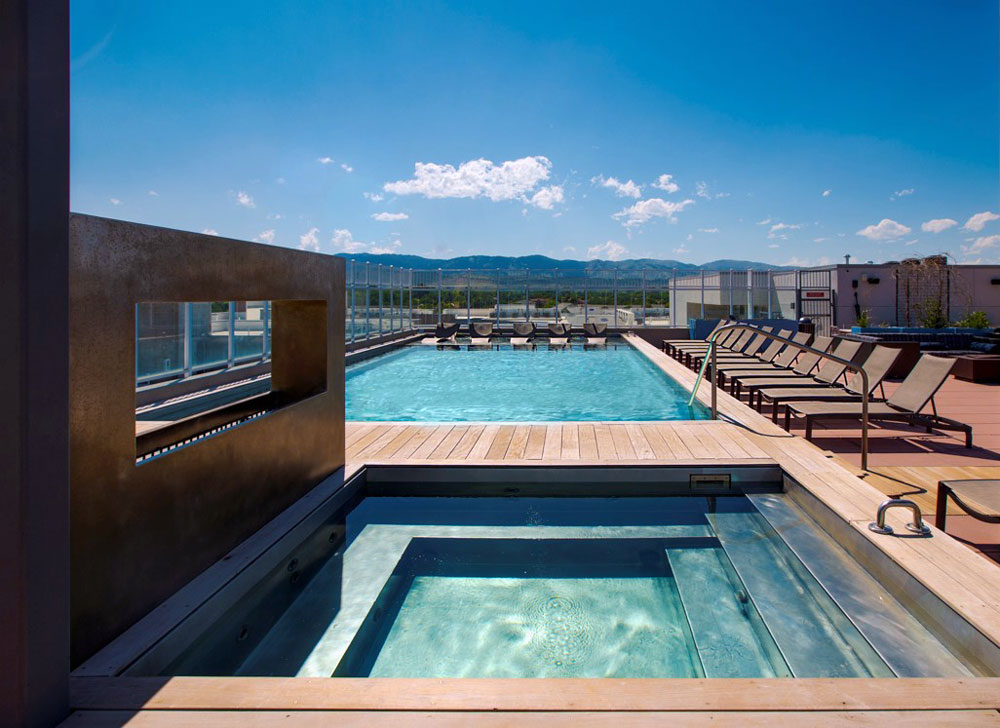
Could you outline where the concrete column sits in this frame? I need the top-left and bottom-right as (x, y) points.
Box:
(0, 0), (71, 724)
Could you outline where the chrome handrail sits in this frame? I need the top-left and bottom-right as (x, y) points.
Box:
(690, 324), (872, 470)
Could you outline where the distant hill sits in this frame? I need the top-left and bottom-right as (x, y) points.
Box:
(336, 252), (792, 271)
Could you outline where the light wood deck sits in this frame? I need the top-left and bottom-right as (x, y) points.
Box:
(69, 335), (1000, 724)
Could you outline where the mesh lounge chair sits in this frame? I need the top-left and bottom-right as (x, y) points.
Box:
(784, 354), (972, 447)
(547, 322), (571, 346)
(711, 331), (809, 389)
(511, 322), (536, 346)
(935, 479), (1000, 530)
(663, 319), (729, 357)
(469, 321), (495, 347)
(690, 327), (776, 367)
(583, 322), (607, 345)
(741, 339), (863, 414)
(683, 327), (760, 368)
(763, 345), (901, 427)
(722, 335), (832, 399)
(433, 322), (461, 342)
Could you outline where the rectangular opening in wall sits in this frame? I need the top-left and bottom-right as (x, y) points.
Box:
(135, 300), (326, 463)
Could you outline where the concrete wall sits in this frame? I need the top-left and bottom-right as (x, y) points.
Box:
(834, 264), (1000, 328)
(69, 215), (345, 666)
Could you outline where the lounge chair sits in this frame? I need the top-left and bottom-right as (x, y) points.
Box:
(762, 345), (901, 426)
(663, 319), (729, 357)
(784, 354), (972, 447)
(740, 339), (863, 414)
(432, 322), (461, 343)
(935, 479), (1000, 530)
(710, 331), (810, 389)
(683, 327), (760, 367)
(469, 321), (495, 347)
(511, 322), (536, 347)
(583, 322), (607, 345)
(690, 326), (776, 367)
(722, 335), (832, 399)
(546, 322), (571, 346)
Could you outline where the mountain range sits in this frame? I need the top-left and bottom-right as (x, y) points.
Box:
(335, 253), (793, 271)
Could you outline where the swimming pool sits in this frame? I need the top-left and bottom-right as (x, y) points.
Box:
(345, 343), (709, 421)
(145, 474), (983, 679)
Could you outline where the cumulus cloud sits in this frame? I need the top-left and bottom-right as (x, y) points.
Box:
(383, 156), (562, 209)
(698, 227), (719, 233)
(890, 188), (915, 200)
(652, 174), (679, 193)
(768, 222), (802, 239)
(330, 229), (364, 254)
(964, 211), (999, 232)
(201, 228), (219, 236)
(964, 234), (1000, 254)
(856, 218), (911, 241)
(613, 197), (694, 227)
(370, 240), (402, 255)
(673, 244), (690, 254)
(364, 192), (385, 202)
(254, 229), (276, 244)
(695, 181), (729, 199)
(822, 189), (831, 197)
(109, 197), (122, 205)
(298, 227), (320, 252)
(592, 175), (641, 198)
(562, 246), (577, 253)
(586, 241), (628, 260)
(921, 218), (958, 233)
(266, 212), (283, 220)
(756, 218), (772, 226)
(317, 157), (334, 165)
(768, 244), (780, 249)
(147, 190), (159, 197)
(528, 185), (564, 210)
(341, 163), (353, 173)
(236, 190), (255, 208)
(372, 212), (409, 222)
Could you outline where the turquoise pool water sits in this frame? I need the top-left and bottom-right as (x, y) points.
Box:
(345, 343), (709, 421)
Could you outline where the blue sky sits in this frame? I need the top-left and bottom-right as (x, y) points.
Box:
(71, 1), (1000, 265)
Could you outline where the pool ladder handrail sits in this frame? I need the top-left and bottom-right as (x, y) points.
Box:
(688, 323), (872, 471)
(868, 498), (932, 536)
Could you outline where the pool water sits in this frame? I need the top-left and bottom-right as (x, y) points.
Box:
(345, 343), (709, 421)
(161, 493), (975, 679)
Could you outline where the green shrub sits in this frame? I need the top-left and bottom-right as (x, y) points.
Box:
(915, 298), (948, 329)
(954, 311), (992, 329)
(856, 309), (871, 327)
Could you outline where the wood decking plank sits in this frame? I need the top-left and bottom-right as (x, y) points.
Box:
(561, 424), (580, 459)
(485, 425), (515, 460)
(610, 425), (637, 459)
(524, 426), (546, 459)
(505, 425), (531, 460)
(594, 424), (616, 459)
(410, 426), (452, 459)
(625, 424), (656, 459)
(542, 425), (563, 459)
(449, 425), (484, 459)
(578, 424), (599, 459)
(467, 425), (500, 460)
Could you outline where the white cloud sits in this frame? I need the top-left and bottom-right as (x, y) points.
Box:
(341, 163), (353, 173)
(254, 229), (276, 244)
(147, 190), (159, 197)
(697, 227), (719, 233)
(317, 157), (334, 165)
(768, 222), (802, 239)
(813, 237), (830, 243)
(363, 192), (385, 202)
(266, 212), (283, 220)
(890, 188), (915, 200)
(201, 228), (218, 236)
(856, 218), (911, 241)
(562, 246), (577, 253)
(756, 218), (772, 226)
(298, 227), (320, 252)
(383, 156), (561, 209)
(652, 174), (679, 193)
(784, 255), (832, 267)
(673, 244), (690, 254)
(109, 197), (122, 205)
(371, 212), (409, 222)
(964, 211), (999, 232)
(370, 240), (402, 255)
(586, 241), (628, 260)
(592, 175), (641, 198)
(822, 189), (831, 197)
(236, 190), (255, 208)
(768, 244), (780, 248)
(904, 239), (919, 246)
(528, 185), (564, 210)
(613, 197), (694, 227)
(964, 235), (1000, 254)
(921, 218), (958, 233)
(331, 228), (366, 254)
(695, 181), (729, 199)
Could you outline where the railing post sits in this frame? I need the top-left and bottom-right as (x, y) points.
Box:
(349, 260), (356, 343)
(641, 269), (646, 327)
(263, 300), (270, 358)
(496, 268), (500, 326)
(377, 263), (383, 336)
(183, 302), (193, 377)
(671, 268), (677, 327)
(767, 270), (773, 319)
(711, 341), (718, 419)
(728, 269), (734, 317)
(227, 300), (235, 367)
(408, 269), (413, 329)
(613, 269), (618, 329)
(584, 275), (588, 324)
(365, 262), (371, 340)
(525, 268), (529, 322)
(388, 265), (394, 333)
(437, 268), (442, 325)
(466, 268), (471, 326)
(554, 268), (558, 323)
(700, 270), (705, 320)
(747, 268), (753, 320)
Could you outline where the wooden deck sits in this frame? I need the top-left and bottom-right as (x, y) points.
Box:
(68, 335), (1000, 725)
